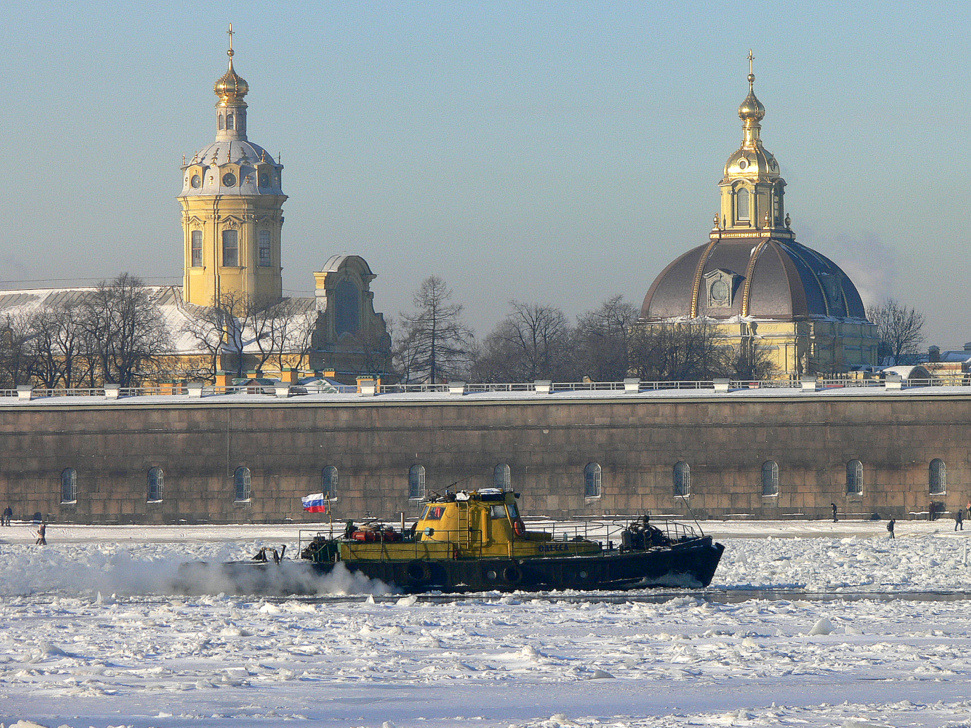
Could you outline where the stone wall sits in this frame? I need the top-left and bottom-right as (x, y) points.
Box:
(0, 391), (968, 524)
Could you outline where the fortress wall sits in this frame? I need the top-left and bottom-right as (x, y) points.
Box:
(0, 393), (968, 523)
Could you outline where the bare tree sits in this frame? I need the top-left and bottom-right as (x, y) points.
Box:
(573, 295), (639, 381)
(628, 321), (731, 381)
(0, 313), (35, 387)
(730, 335), (775, 380)
(180, 292), (244, 382)
(396, 276), (473, 383)
(866, 298), (925, 365)
(471, 301), (575, 382)
(80, 274), (170, 387)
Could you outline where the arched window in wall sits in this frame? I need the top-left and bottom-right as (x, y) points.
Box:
(322, 466), (338, 500)
(584, 462), (602, 499)
(494, 463), (511, 491)
(735, 188), (750, 222)
(929, 459), (946, 495)
(218, 114), (225, 130)
(226, 113), (235, 130)
(846, 460), (863, 495)
(408, 465), (426, 501)
(673, 462), (690, 497)
(61, 468), (77, 504)
(147, 467), (163, 502)
(335, 279), (361, 336)
(762, 461), (779, 497)
(234, 467), (251, 502)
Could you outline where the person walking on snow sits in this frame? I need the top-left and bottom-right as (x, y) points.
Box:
(831, 502), (838, 522)
(887, 518), (895, 539)
(1, 506), (11, 526)
(35, 521), (47, 545)
(956, 508), (964, 531)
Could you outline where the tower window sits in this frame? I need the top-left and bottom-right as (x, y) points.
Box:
(584, 462), (602, 499)
(218, 114), (224, 130)
(335, 280), (361, 335)
(191, 230), (203, 268)
(61, 468), (77, 504)
(258, 230), (271, 267)
(147, 467), (163, 502)
(226, 113), (235, 130)
(736, 188), (750, 222)
(222, 230), (239, 267)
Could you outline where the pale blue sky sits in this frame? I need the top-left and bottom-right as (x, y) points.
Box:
(2, 2), (969, 348)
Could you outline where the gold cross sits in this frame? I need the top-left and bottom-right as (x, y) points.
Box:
(227, 23), (235, 57)
(748, 49), (754, 75)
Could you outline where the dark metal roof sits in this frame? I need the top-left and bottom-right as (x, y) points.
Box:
(641, 237), (868, 322)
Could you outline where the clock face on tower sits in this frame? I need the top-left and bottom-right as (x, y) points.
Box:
(222, 173), (237, 187)
(711, 279), (730, 305)
(259, 173), (270, 187)
(190, 175), (202, 188)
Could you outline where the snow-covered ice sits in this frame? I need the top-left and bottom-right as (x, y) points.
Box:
(2, 519), (971, 727)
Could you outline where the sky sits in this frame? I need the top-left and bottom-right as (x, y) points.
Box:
(2, 1), (970, 349)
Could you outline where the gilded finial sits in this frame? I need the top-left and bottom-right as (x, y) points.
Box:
(227, 23), (235, 59)
(182, 154), (186, 166)
(748, 49), (755, 87)
(713, 213), (720, 230)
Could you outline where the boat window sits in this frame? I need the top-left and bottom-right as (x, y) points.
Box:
(489, 504), (507, 519)
(424, 505), (446, 520)
(507, 502), (520, 519)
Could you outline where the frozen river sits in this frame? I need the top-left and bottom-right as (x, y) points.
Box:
(2, 519), (971, 728)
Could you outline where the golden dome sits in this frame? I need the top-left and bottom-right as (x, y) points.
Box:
(738, 79), (765, 122)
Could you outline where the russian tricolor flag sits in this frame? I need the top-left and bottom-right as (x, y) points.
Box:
(302, 493), (328, 513)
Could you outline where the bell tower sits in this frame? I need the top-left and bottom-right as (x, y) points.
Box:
(178, 25), (287, 307)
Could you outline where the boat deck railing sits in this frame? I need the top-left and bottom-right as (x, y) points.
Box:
(298, 517), (702, 562)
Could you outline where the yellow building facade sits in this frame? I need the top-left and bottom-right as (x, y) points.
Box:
(640, 55), (878, 376)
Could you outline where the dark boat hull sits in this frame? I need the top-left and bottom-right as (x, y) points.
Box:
(316, 535), (725, 593)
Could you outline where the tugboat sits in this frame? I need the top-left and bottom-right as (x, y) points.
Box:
(297, 488), (724, 592)
(176, 489), (724, 595)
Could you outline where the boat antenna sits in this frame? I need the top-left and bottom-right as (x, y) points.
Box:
(678, 494), (705, 537)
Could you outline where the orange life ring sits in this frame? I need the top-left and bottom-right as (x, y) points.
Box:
(513, 518), (526, 537)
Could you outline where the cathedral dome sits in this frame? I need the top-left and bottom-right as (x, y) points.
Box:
(179, 140), (282, 197)
(215, 58), (249, 102)
(640, 237), (868, 322)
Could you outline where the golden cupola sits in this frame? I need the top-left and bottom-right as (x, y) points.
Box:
(716, 51), (788, 236)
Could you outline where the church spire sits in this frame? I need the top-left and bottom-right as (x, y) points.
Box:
(714, 51), (789, 238)
(213, 23), (249, 141)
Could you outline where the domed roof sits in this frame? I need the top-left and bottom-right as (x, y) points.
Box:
(179, 140), (283, 197)
(215, 59), (249, 102)
(640, 237), (868, 322)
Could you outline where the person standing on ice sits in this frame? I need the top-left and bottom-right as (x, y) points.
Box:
(831, 503), (838, 522)
(1, 505), (11, 526)
(35, 521), (47, 545)
(955, 508), (964, 531)
(887, 518), (895, 539)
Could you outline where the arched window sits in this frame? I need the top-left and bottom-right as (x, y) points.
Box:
(929, 459), (946, 495)
(218, 114), (224, 130)
(846, 460), (863, 495)
(494, 463), (511, 491)
(335, 280), (361, 336)
(147, 467), (163, 502)
(762, 461), (779, 497)
(61, 468), (77, 504)
(226, 113), (235, 130)
(322, 466), (338, 500)
(408, 465), (425, 501)
(258, 230), (271, 267)
(736, 188), (750, 221)
(234, 467), (251, 502)
(584, 462), (602, 499)
(222, 229), (239, 267)
(673, 462), (690, 497)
